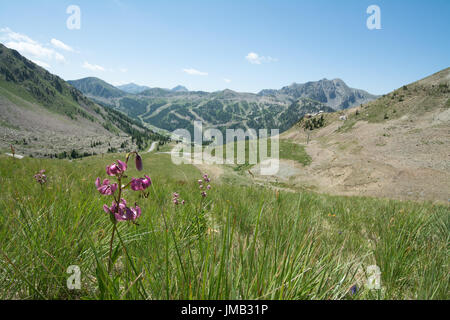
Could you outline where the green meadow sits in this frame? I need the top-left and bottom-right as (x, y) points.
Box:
(0, 153), (448, 300)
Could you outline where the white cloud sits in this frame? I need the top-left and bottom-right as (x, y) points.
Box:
(182, 68), (208, 76)
(0, 27), (66, 64)
(31, 59), (51, 69)
(246, 52), (261, 64)
(5, 41), (62, 61)
(245, 52), (278, 65)
(119, 68), (128, 73)
(224, 78), (231, 83)
(0, 27), (36, 44)
(51, 38), (74, 52)
(82, 61), (105, 72)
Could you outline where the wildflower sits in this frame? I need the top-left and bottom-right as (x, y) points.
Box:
(103, 199), (142, 222)
(97, 153), (147, 274)
(349, 284), (358, 296)
(117, 203), (142, 222)
(172, 192), (185, 205)
(135, 154), (143, 171)
(130, 175), (151, 191)
(106, 160), (127, 176)
(126, 151), (143, 171)
(95, 178), (118, 195)
(198, 174), (211, 198)
(34, 170), (47, 185)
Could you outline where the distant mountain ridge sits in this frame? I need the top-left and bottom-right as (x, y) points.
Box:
(259, 78), (378, 110)
(117, 83), (151, 94)
(68, 77), (126, 99)
(69, 78), (191, 98)
(69, 75), (376, 135)
(172, 85), (188, 92)
(70, 78), (336, 135)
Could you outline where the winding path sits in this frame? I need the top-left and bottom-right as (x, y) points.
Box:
(147, 141), (158, 153)
(5, 153), (24, 159)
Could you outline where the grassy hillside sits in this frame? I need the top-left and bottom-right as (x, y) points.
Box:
(0, 44), (98, 120)
(335, 68), (450, 132)
(0, 153), (447, 300)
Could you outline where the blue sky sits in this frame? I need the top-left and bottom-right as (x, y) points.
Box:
(0, 0), (448, 94)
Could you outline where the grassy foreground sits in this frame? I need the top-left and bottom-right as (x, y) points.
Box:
(0, 153), (448, 300)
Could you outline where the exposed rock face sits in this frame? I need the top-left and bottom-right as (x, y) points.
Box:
(260, 78), (378, 110)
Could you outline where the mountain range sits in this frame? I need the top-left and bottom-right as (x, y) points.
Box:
(117, 83), (151, 94)
(68, 76), (377, 136)
(259, 78), (377, 109)
(115, 83), (189, 94)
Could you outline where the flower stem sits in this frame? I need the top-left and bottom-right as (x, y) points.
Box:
(107, 174), (123, 274)
(108, 223), (116, 274)
(115, 225), (148, 299)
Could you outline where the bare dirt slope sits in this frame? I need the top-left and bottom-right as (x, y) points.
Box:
(0, 87), (130, 157)
(258, 68), (450, 203)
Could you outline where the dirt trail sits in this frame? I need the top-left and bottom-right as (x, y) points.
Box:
(147, 142), (158, 152)
(5, 153), (24, 159)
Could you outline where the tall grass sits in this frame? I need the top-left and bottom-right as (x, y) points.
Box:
(0, 154), (448, 299)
